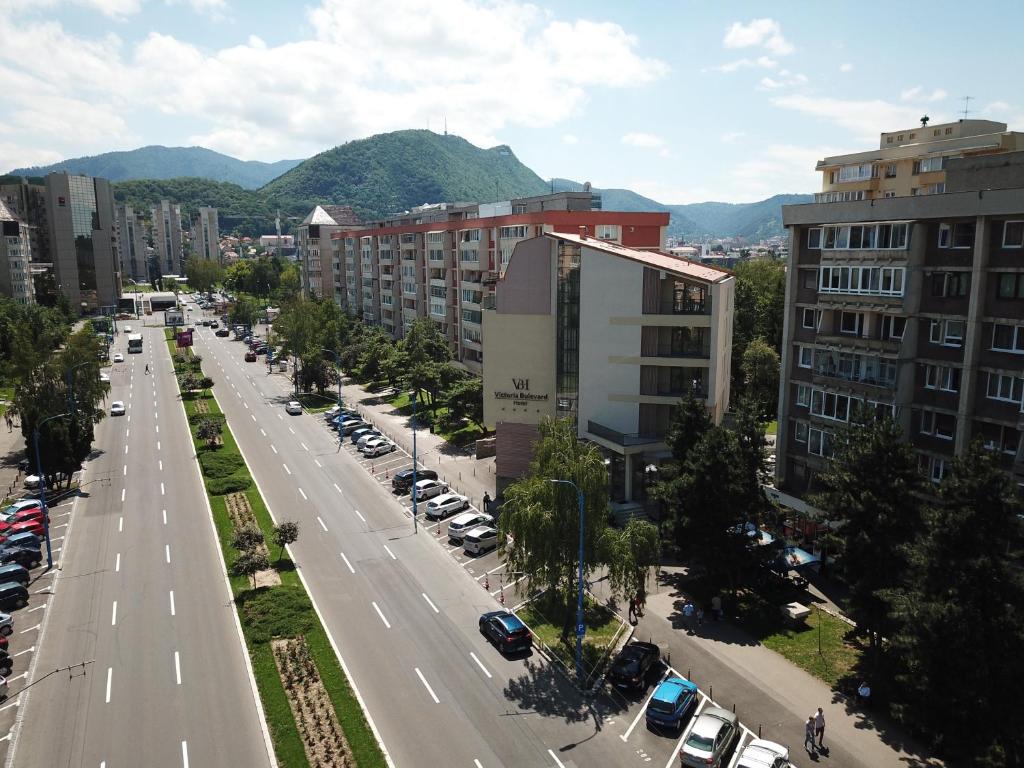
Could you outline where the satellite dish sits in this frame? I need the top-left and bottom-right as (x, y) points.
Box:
(583, 181), (591, 192)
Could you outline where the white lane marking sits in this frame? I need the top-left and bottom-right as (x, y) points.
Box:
(174, 651), (182, 685)
(123, 464), (127, 476)
(181, 741), (189, 768)
(299, 488), (308, 501)
(414, 667), (439, 703)
(474, 761), (483, 768)
(283, 463), (291, 475)
(421, 592), (439, 613)
(105, 667), (112, 703)
(118, 516), (123, 533)
(288, 427), (295, 435)
(469, 651), (492, 679)
(162, 509), (167, 525)
(251, 414), (256, 421)
(165, 544), (171, 564)
(475, 564), (507, 581)
(340, 552), (355, 573)
(383, 545), (397, 560)
(314, 459), (322, 468)
(0, 699), (19, 712)
(12, 646), (33, 658)
(333, 482), (342, 494)
(354, 509), (366, 522)
(260, 428), (267, 437)
(159, 460), (163, 471)
(26, 604), (45, 613)
(663, 696), (708, 768)
(620, 669), (671, 741)
(126, 428), (129, 437)
(120, 488), (125, 503)
(316, 515), (327, 532)
(111, 601), (117, 626)
(277, 413), (283, 420)
(4, 672), (26, 682)
(155, 424), (159, 433)
(548, 749), (567, 768)
(271, 444), (278, 454)
(371, 601), (391, 629)
(244, 401), (249, 409)
(491, 574), (527, 596)
(300, 442), (308, 451)
(124, 445), (127, 455)
(115, 552), (121, 572)
(161, 482), (165, 496)
(157, 440), (161, 450)
(169, 590), (176, 616)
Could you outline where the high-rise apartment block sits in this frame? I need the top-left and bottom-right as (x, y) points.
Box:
(0, 179), (50, 269)
(193, 206), (220, 263)
(115, 204), (147, 282)
(329, 191), (669, 374)
(297, 205), (361, 298)
(0, 200), (35, 305)
(152, 199), (183, 275)
(44, 173), (121, 312)
(778, 121), (1024, 497)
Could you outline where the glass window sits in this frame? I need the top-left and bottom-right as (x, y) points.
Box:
(801, 308), (817, 329)
(938, 223), (951, 248)
(807, 228), (822, 249)
(1004, 221), (1024, 249)
(796, 384), (811, 407)
(992, 323), (1024, 353)
(794, 421), (808, 443)
(997, 273), (1020, 299)
(987, 373), (1024, 404)
(798, 345), (813, 368)
(801, 269), (818, 289)
(840, 311), (863, 335)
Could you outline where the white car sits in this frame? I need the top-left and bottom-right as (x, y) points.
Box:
(324, 405), (342, 420)
(425, 493), (469, 520)
(355, 430), (383, 448)
(110, 401), (126, 416)
(361, 438), (396, 458)
(447, 512), (494, 542)
(285, 401), (303, 415)
(112, 353), (124, 363)
(735, 739), (790, 768)
(463, 525), (499, 555)
(22, 475), (41, 489)
(100, 371), (110, 383)
(412, 478), (448, 501)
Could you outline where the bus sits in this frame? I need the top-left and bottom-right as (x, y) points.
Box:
(127, 333), (143, 354)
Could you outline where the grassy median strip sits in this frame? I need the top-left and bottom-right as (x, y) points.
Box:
(166, 330), (387, 768)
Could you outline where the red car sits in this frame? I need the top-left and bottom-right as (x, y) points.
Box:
(0, 508), (48, 527)
(0, 634), (8, 651)
(0, 519), (44, 538)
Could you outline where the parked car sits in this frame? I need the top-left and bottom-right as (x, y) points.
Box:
(201, 319), (211, 327)
(324, 405), (343, 420)
(210, 321), (219, 329)
(680, 706), (740, 767)
(3, 532), (40, 553)
(608, 641), (661, 692)
(646, 677), (699, 732)
(463, 526), (499, 555)
(0, 649), (13, 676)
(411, 478), (448, 501)
(350, 427), (378, 444)
(392, 467), (438, 493)
(22, 475), (42, 489)
(340, 419), (369, 436)
(425, 493), (469, 520)
(1, 508), (47, 528)
(447, 512), (493, 542)
(285, 401), (303, 415)
(0, 582), (29, 611)
(110, 401), (126, 416)
(0, 633), (7, 652)
(1, 500), (44, 517)
(0, 612), (12, 637)
(100, 371), (110, 383)
(0, 564), (30, 587)
(0, 674), (8, 701)
(479, 610), (532, 655)
(0, 520), (43, 538)
(735, 739), (790, 768)
(215, 328), (230, 337)
(361, 439), (396, 457)
(244, 351), (257, 362)
(112, 353), (124, 363)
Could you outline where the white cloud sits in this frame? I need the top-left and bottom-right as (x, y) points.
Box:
(720, 131), (746, 144)
(723, 18), (793, 56)
(757, 72), (806, 91)
(621, 132), (665, 149)
(839, 62), (853, 73)
(901, 86), (922, 101)
(711, 55), (776, 74)
(928, 88), (947, 102)
(727, 144), (837, 201)
(774, 94), (928, 141)
(0, 0), (669, 164)
(984, 100), (1011, 114)
(561, 134), (578, 145)
(901, 86), (946, 103)
(759, 77), (783, 90)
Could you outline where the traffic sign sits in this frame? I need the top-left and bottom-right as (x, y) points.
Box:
(576, 622), (586, 637)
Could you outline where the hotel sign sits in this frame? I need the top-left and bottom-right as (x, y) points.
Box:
(494, 378), (549, 405)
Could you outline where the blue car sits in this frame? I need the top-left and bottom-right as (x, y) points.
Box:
(645, 676), (699, 731)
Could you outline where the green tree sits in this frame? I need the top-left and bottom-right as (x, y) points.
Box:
(445, 374), (484, 431)
(231, 523), (265, 552)
(229, 296), (261, 329)
(812, 414), (923, 650)
(196, 416), (223, 448)
(272, 520), (300, 563)
(731, 259), (785, 397)
(665, 391), (712, 465)
(231, 549), (270, 588)
(887, 443), (1024, 766)
(602, 518), (660, 603)
(400, 319), (451, 407)
(184, 255), (224, 294)
(741, 337), (780, 420)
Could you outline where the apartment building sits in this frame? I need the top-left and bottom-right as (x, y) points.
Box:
(0, 179), (50, 269)
(193, 206), (220, 263)
(815, 119), (1024, 203)
(44, 173), (121, 312)
(778, 148), (1024, 497)
(115, 203), (147, 282)
(151, 199), (183, 275)
(0, 200), (35, 305)
(297, 205), (360, 299)
(482, 231), (733, 509)
(331, 191), (669, 374)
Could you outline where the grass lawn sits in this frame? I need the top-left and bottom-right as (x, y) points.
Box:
(764, 420), (778, 435)
(751, 606), (862, 688)
(294, 391), (338, 413)
(517, 592), (626, 686)
(388, 391), (485, 448)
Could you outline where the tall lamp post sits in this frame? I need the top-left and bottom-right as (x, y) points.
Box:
(548, 478), (586, 686)
(322, 348), (342, 406)
(411, 392), (418, 534)
(33, 412), (69, 569)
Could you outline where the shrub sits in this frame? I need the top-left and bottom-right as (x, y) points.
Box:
(237, 585), (318, 643)
(207, 474), (252, 495)
(232, 523), (266, 552)
(198, 449), (244, 478)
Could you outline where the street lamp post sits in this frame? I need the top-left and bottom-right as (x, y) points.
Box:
(33, 412), (69, 569)
(549, 478), (586, 686)
(322, 348), (342, 406)
(411, 392), (418, 534)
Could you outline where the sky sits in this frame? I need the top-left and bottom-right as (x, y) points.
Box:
(1, 0), (1022, 204)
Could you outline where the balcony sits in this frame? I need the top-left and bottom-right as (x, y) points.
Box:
(811, 353), (897, 390)
(587, 420), (663, 447)
(658, 299), (709, 315)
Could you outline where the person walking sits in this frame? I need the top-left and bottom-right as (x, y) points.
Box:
(814, 707), (826, 748)
(682, 600), (695, 631)
(627, 595), (636, 624)
(636, 587), (646, 617)
(711, 594), (723, 621)
(145, 362), (150, 375)
(804, 715), (817, 755)
(696, 606), (704, 626)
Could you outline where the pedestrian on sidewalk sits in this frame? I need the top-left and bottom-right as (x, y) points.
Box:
(682, 599), (695, 631)
(4, 413), (11, 433)
(814, 707), (826, 748)
(804, 715), (817, 755)
(628, 596), (636, 624)
(636, 587), (646, 617)
(711, 594), (723, 621)
(696, 606), (704, 626)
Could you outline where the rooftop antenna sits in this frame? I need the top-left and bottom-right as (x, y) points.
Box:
(960, 96), (973, 120)
(444, 116), (447, 136)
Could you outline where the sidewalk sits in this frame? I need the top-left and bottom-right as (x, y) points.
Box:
(0, 415), (27, 502)
(339, 378), (497, 511)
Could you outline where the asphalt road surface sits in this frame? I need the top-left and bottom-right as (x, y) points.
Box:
(10, 325), (273, 768)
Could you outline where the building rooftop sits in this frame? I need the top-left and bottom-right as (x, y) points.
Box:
(0, 199), (21, 222)
(302, 204), (362, 227)
(545, 231), (732, 284)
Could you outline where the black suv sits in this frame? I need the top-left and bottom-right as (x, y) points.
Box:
(607, 641), (661, 691)
(0, 547), (41, 570)
(392, 468), (438, 494)
(479, 610), (532, 655)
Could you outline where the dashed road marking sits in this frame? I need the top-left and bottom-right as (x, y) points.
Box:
(317, 515), (328, 532)
(414, 667), (439, 703)
(340, 552), (355, 573)
(421, 592), (439, 613)
(372, 601), (391, 629)
(469, 651), (492, 679)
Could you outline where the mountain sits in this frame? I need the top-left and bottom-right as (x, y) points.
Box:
(260, 130), (550, 220)
(7, 146), (302, 190)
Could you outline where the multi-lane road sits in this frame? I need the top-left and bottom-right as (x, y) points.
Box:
(8, 324), (273, 768)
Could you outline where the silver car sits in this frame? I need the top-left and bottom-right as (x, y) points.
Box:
(463, 526), (499, 555)
(680, 706), (740, 767)
(447, 512), (494, 542)
(735, 738), (789, 768)
(425, 493), (469, 520)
